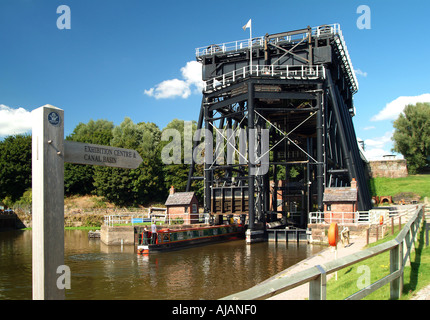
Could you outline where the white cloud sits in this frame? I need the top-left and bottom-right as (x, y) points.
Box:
(363, 126), (375, 131)
(371, 93), (430, 121)
(181, 61), (204, 92)
(363, 131), (397, 160)
(144, 61), (203, 99)
(144, 79), (191, 99)
(354, 68), (368, 77)
(0, 105), (33, 137)
(364, 148), (390, 160)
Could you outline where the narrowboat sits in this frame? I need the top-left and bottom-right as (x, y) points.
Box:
(137, 224), (245, 254)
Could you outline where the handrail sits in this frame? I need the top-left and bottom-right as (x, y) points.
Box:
(104, 212), (211, 226)
(195, 24), (341, 57)
(196, 23), (358, 94)
(221, 205), (424, 300)
(309, 207), (416, 225)
(203, 64), (325, 93)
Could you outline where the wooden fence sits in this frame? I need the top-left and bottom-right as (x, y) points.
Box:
(221, 205), (425, 300)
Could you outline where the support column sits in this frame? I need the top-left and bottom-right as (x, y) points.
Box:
(186, 98), (205, 192)
(316, 83), (324, 211)
(246, 81), (265, 244)
(32, 105), (65, 300)
(247, 81), (255, 231)
(204, 105), (213, 213)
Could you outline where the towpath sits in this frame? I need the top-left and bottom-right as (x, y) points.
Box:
(264, 235), (368, 300)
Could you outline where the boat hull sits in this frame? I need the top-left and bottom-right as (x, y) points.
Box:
(137, 224), (245, 254)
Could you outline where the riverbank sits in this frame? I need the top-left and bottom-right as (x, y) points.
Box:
(264, 215), (430, 300)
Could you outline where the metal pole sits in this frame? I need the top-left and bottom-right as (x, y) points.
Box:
(248, 81), (255, 231)
(204, 105), (213, 214)
(316, 83), (324, 211)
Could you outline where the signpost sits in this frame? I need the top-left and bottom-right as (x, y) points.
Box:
(64, 140), (143, 169)
(32, 105), (143, 300)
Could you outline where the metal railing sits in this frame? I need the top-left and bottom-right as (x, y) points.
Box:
(104, 212), (211, 227)
(222, 205), (424, 300)
(104, 214), (150, 227)
(203, 64), (325, 92)
(308, 207), (417, 225)
(196, 23), (358, 94)
(196, 24), (341, 57)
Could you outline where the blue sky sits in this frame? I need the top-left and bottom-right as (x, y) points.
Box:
(0, 0), (429, 160)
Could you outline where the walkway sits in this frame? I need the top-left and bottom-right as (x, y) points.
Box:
(265, 235), (368, 300)
(264, 233), (430, 300)
(410, 284), (430, 300)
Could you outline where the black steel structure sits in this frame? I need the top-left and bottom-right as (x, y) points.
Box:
(186, 24), (372, 231)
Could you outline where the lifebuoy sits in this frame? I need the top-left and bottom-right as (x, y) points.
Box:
(379, 215), (384, 225)
(328, 223), (339, 247)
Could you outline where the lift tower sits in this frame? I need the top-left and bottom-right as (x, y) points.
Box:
(187, 24), (372, 235)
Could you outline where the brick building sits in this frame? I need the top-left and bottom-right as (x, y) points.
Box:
(164, 186), (199, 224)
(323, 179), (358, 224)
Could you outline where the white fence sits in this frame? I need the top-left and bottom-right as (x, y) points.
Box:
(308, 206), (418, 225)
(104, 212), (211, 227)
(203, 64), (325, 92)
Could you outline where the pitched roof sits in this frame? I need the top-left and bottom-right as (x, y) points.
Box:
(165, 192), (196, 206)
(323, 187), (357, 202)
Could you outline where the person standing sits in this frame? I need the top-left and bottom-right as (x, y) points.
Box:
(151, 220), (157, 244)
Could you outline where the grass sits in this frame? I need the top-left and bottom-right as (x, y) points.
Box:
(326, 221), (430, 300)
(369, 174), (430, 200)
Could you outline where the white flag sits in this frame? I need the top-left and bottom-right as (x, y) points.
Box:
(242, 19), (251, 31)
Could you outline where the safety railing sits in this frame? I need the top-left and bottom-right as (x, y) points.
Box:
(104, 214), (150, 227)
(196, 24), (341, 57)
(104, 212), (211, 227)
(221, 205), (424, 300)
(203, 64), (325, 92)
(196, 23), (358, 94)
(308, 207), (417, 225)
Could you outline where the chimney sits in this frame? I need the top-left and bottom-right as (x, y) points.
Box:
(170, 186), (175, 195)
(351, 178), (357, 189)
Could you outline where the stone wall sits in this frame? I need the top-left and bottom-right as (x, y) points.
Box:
(368, 159), (408, 178)
(100, 225), (135, 246)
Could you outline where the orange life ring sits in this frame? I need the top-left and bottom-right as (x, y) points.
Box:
(379, 215), (384, 225)
(328, 223), (339, 247)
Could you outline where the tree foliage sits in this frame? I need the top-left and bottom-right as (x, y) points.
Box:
(160, 119), (204, 202)
(64, 119), (114, 195)
(0, 134), (32, 202)
(0, 117), (206, 208)
(392, 102), (430, 174)
(93, 118), (165, 206)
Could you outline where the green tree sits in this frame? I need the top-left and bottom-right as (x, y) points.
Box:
(0, 134), (32, 202)
(160, 119), (204, 202)
(392, 102), (430, 174)
(64, 119), (114, 195)
(93, 118), (164, 206)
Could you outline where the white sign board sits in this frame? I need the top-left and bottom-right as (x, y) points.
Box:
(64, 141), (143, 169)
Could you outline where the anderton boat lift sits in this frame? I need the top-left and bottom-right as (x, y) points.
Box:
(101, 23), (372, 251)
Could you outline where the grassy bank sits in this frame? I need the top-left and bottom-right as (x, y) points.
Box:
(369, 174), (430, 200)
(326, 221), (430, 300)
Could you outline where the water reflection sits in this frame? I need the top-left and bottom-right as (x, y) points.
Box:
(0, 229), (323, 300)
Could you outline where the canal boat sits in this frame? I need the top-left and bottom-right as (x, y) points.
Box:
(137, 224), (245, 254)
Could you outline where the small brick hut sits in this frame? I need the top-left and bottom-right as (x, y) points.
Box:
(323, 179), (358, 224)
(164, 186), (199, 224)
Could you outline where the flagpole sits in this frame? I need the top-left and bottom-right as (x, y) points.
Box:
(249, 22), (252, 75)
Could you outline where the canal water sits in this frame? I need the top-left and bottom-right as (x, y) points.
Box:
(0, 229), (324, 300)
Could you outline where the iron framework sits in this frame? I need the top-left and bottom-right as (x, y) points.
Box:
(187, 24), (372, 230)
